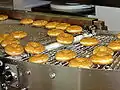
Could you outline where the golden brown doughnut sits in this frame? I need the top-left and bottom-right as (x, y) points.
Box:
(47, 29), (64, 36)
(0, 15), (8, 21)
(93, 46), (114, 55)
(69, 57), (93, 69)
(80, 37), (99, 46)
(55, 50), (77, 61)
(29, 54), (49, 63)
(57, 33), (74, 44)
(4, 34), (15, 40)
(20, 18), (33, 25)
(11, 31), (27, 39)
(45, 22), (59, 29)
(108, 40), (120, 51)
(0, 34), (9, 43)
(66, 25), (82, 34)
(5, 43), (24, 56)
(56, 23), (70, 30)
(32, 20), (48, 27)
(1, 35), (20, 47)
(94, 51), (110, 57)
(3, 34), (16, 41)
(117, 33), (120, 39)
(90, 53), (113, 65)
(25, 42), (45, 54)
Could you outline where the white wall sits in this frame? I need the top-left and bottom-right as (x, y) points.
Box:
(95, 6), (120, 32)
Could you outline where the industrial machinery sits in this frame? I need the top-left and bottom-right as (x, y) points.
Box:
(0, 0), (120, 90)
(0, 0), (51, 10)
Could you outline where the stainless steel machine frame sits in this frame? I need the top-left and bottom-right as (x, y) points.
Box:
(1, 57), (119, 90)
(15, 61), (120, 90)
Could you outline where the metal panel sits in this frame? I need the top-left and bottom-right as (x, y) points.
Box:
(79, 69), (120, 90)
(0, 0), (50, 10)
(15, 61), (120, 90)
(13, 0), (50, 10)
(17, 61), (78, 90)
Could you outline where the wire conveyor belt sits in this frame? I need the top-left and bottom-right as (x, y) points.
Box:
(0, 21), (118, 71)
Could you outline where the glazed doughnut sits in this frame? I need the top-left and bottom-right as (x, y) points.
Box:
(56, 23), (70, 30)
(32, 20), (48, 27)
(69, 57), (93, 69)
(1, 35), (20, 47)
(93, 46), (114, 55)
(66, 25), (82, 34)
(45, 22), (59, 29)
(55, 50), (77, 61)
(25, 42), (45, 54)
(5, 43), (24, 56)
(29, 54), (49, 63)
(57, 33), (74, 44)
(0, 15), (8, 21)
(0, 33), (9, 43)
(80, 37), (99, 46)
(20, 18), (33, 25)
(90, 53), (113, 65)
(4, 34), (15, 40)
(117, 33), (120, 39)
(47, 29), (64, 36)
(108, 40), (120, 51)
(11, 31), (27, 39)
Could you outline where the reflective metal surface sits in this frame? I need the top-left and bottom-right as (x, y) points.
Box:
(0, 0), (50, 10)
(12, 61), (120, 90)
